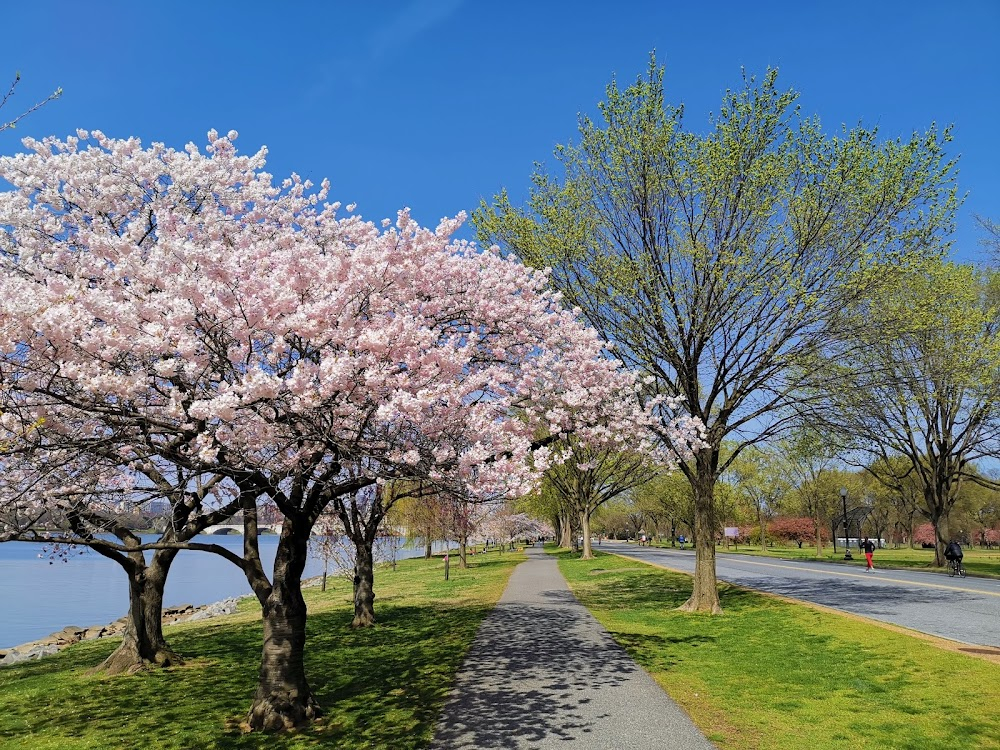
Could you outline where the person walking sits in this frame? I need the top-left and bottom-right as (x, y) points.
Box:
(862, 537), (876, 572)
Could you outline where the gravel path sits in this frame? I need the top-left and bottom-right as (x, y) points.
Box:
(430, 545), (716, 749)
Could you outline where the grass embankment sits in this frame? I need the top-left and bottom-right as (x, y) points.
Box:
(556, 549), (1000, 750)
(694, 542), (1000, 578)
(0, 550), (522, 750)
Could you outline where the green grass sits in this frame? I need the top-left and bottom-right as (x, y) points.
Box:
(556, 548), (1000, 750)
(0, 551), (521, 750)
(689, 542), (1000, 578)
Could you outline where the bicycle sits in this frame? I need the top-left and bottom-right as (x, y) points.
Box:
(948, 557), (966, 578)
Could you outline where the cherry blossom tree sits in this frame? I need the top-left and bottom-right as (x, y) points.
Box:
(478, 508), (545, 550)
(0, 130), (702, 730)
(330, 479), (433, 628)
(0, 413), (242, 673)
(911, 523), (937, 546)
(768, 517), (825, 548)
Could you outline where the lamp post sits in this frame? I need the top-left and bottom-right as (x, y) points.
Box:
(840, 487), (852, 560)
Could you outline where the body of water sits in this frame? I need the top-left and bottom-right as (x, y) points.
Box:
(0, 534), (437, 649)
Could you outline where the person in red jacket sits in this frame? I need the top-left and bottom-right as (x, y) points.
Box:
(862, 537), (876, 572)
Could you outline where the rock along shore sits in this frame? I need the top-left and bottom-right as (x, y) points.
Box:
(0, 574), (331, 668)
(0, 596), (244, 667)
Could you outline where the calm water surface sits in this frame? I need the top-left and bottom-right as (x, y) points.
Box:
(0, 535), (432, 649)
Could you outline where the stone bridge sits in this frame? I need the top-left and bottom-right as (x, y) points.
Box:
(202, 523), (283, 535)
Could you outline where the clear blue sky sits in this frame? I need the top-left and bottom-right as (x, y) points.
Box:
(3, 1), (997, 261)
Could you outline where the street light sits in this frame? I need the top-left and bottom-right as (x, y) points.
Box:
(840, 487), (852, 560)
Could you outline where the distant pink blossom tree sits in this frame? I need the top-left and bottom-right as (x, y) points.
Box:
(978, 527), (999, 547)
(768, 516), (827, 548)
(912, 523), (937, 546)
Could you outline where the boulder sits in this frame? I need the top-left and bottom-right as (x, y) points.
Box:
(52, 626), (85, 643)
(0, 643), (61, 666)
(186, 597), (239, 621)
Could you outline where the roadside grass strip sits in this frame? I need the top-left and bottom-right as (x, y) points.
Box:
(556, 550), (1000, 750)
(699, 543), (1000, 579)
(0, 551), (522, 750)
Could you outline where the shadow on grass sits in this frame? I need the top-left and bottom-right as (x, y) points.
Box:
(557, 549), (763, 615)
(612, 632), (718, 673)
(0, 598), (494, 750)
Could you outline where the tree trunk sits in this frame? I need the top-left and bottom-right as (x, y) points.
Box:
(96, 548), (182, 675)
(933, 512), (950, 568)
(757, 503), (766, 552)
(459, 532), (468, 569)
(424, 535), (433, 559)
(679, 454), (722, 614)
(246, 521), (320, 731)
(814, 499), (824, 557)
(580, 510), (594, 559)
(558, 507), (573, 549)
(352, 538), (376, 628)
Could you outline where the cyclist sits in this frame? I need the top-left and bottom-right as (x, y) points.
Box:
(945, 539), (963, 573)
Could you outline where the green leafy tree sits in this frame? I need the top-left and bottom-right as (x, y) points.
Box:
(591, 498), (634, 540)
(777, 427), (841, 555)
(812, 260), (1000, 565)
(865, 456), (924, 548)
(727, 446), (792, 551)
(632, 472), (693, 545)
(475, 55), (957, 611)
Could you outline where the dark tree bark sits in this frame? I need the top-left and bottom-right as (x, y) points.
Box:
(351, 540), (376, 628)
(246, 517), (321, 731)
(96, 547), (182, 674)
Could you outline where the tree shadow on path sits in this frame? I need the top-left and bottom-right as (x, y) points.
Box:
(431, 589), (642, 749)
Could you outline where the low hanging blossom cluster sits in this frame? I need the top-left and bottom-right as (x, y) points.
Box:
(0, 129), (704, 530)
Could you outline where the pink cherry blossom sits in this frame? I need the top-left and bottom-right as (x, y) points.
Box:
(0, 130), (702, 728)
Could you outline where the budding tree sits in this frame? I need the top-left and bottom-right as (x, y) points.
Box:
(475, 56), (958, 612)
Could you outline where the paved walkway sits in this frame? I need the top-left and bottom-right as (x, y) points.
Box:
(430, 546), (716, 749)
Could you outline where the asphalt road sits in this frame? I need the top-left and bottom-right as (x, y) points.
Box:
(603, 542), (1000, 652)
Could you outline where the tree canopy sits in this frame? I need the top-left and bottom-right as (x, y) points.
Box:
(474, 54), (959, 611)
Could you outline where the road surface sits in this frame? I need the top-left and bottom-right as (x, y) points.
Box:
(604, 542), (1000, 652)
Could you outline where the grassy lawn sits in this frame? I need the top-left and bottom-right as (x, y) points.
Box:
(645, 541), (1000, 578)
(556, 548), (1000, 750)
(0, 550), (521, 750)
